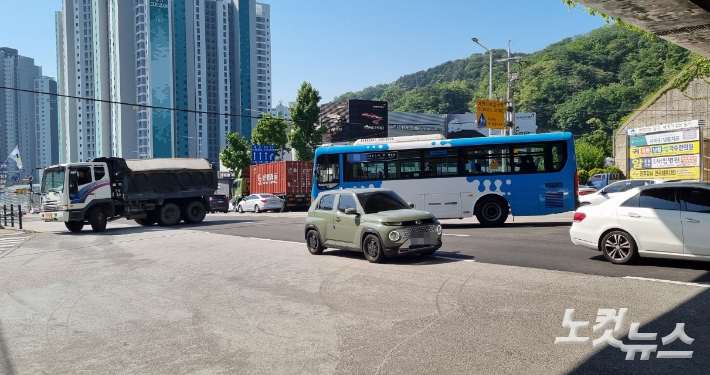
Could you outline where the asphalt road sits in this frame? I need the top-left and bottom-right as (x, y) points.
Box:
(181, 212), (710, 285)
(20, 211), (710, 284)
(3, 222), (710, 374)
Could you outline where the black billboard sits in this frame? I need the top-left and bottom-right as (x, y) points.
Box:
(320, 100), (388, 143)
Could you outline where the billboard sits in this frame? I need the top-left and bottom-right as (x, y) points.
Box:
(445, 114), (487, 139)
(629, 128), (699, 147)
(514, 113), (537, 134)
(320, 100), (388, 143)
(388, 111), (445, 137)
(628, 122), (702, 180)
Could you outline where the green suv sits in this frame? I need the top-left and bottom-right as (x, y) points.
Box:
(304, 188), (443, 263)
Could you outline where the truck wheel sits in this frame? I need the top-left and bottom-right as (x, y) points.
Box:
(183, 201), (207, 224)
(157, 203), (181, 226)
(135, 211), (157, 226)
(89, 207), (108, 232)
(65, 221), (84, 232)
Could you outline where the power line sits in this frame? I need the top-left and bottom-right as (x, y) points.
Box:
(0, 85), (266, 120)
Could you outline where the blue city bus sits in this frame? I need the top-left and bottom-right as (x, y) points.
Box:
(311, 132), (579, 226)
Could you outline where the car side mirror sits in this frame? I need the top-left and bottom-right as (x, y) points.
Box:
(344, 208), (357, 215)
(600, 189), (606, 195)
(408, 202), (415, 208)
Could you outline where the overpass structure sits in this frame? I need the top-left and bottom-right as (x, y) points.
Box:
(576, 0), (710, 58)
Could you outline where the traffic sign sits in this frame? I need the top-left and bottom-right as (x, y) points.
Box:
(11, 175), (18, 182)
(251, 144), (276, 165)
(476, 99), (505, 129)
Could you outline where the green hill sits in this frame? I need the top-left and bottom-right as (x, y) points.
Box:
(333, 24), (694, 136)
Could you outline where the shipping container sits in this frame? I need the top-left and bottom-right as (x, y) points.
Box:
(250, 161), (314, 210)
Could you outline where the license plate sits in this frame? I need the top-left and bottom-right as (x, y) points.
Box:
(44, 213), (52, 220)
(411, 237), (436, 245)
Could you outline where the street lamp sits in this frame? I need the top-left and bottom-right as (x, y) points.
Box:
(177, 135), (203, 158)
(472, 38), (492, 100)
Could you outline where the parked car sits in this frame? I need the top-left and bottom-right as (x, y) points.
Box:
(31, 207), (41, 214)
(209, 194), (230, 213)
(570, 182), (710, 264)
(579, 179), (676, 206)
(236, 194), (284, 213)
(577, 186), (597, 196)
(304, 188), (443, 263)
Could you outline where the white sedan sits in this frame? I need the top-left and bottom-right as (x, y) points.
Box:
(570, 182), (710, 264)
(579, 178), (670, 207)
(236, 194), (284, 213)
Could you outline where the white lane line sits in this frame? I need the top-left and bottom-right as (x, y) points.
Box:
(247, 237), (302, 245)
(623, 276), (710, 288)
(443, 234), (470, 237)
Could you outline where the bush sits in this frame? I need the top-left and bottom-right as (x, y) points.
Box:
(604, 165), (626, 179)
(578, 170), (590, 185)
(575, 140), (606, 171)
(588, 167), (604, 178)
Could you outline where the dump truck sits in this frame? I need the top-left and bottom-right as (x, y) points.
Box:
(41, 157), (217, 232)
(249, 161), (313, 211)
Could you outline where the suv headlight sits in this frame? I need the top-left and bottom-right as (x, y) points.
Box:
(388, 230), (401, 242)
(436, 224), (442, 235)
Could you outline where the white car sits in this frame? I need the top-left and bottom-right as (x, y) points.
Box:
(570, 182), (710, 264)
(236, 194), (284, 213)
(579, 178), (671, 206)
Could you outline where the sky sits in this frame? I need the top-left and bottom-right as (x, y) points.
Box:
(0, 0), (607, 107)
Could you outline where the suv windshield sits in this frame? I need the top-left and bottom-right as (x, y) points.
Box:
(356, 191), (409, 214)
(42, 168), (66, 193)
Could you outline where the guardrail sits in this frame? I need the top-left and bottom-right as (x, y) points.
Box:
(2, 204), (23, 230)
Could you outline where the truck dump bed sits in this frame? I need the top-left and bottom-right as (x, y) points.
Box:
(94, 157), (217, 201)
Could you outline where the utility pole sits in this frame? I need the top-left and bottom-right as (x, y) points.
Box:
(496, 40), (522, 136)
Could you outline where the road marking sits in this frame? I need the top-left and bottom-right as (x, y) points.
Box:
(443, 234), (470, 237)
(247, 237), (302, 245)
(623, 276), (710, 288)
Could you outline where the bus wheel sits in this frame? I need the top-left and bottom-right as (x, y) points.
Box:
(475, 196), (509, 227)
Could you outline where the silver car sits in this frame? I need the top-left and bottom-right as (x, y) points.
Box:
(237, 194), (284, 213)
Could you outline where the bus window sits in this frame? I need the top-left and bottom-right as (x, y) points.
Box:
(423, 149), (458, 177)
(464, 147), (509, 175)
(512, 144), (546, 173)
(316, 154), (340, 189)
(397, 150), (421, 179)
(551, 142), (567, 171)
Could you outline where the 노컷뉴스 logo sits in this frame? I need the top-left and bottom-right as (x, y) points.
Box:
(555, 309), (694, 360)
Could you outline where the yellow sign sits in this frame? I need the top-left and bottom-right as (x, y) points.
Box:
(629, 141), (699, 158)
(630, 167), (701, 180)
(490, 159), (500, 169)
(476, 99), (505, 129)
(15, 188), (27, 195)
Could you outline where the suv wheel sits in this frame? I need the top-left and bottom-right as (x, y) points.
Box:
(306, 230), (324, 255)
(362, 234), (386, 263)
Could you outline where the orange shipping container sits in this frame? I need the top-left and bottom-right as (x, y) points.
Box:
(249, 161), (314, 197)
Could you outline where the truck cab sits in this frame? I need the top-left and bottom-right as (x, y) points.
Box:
(41, 162), (112, 225)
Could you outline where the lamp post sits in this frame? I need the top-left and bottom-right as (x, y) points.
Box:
(472, 38), (492, 100)
(177, 135), (203, 158)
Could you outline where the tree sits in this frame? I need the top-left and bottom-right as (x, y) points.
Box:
(579, 128), (613, 157)
(251, 113), (290, 158)
(288, 82), (326, 161)
(220, 132), (251, 174)
(575, 140), (606, 171)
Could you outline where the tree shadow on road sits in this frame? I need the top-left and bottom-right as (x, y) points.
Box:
(52, 220), (261, 236)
